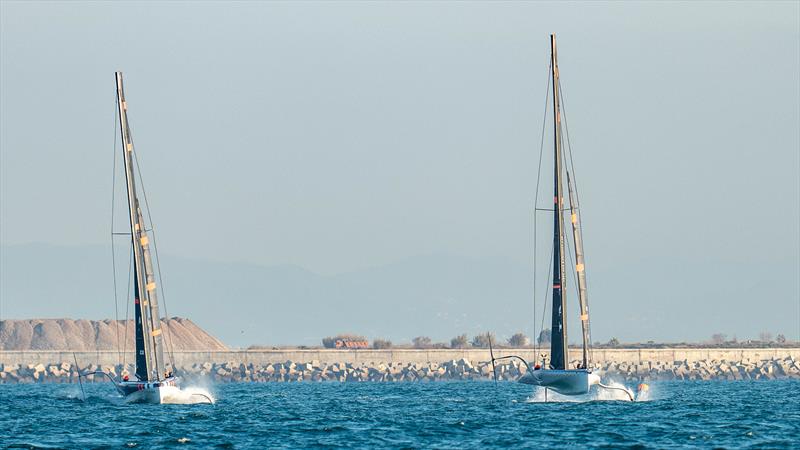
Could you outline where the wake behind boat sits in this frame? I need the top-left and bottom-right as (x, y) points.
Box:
(490, 35), (642, 402)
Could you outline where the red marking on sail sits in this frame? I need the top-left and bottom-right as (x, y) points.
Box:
(134, 298), (140, 304)
(553, 284), (561, 289)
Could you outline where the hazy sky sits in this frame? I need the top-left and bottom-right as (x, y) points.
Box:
(1, 1), (798, 342)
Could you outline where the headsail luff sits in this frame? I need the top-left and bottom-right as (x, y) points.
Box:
(115, 72), (166, 382)
(567, 171), (590, 368)
(549, 34), (569, 370)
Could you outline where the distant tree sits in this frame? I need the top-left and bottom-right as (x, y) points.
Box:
(759, 332), (773, 342)
(322, 337), (336, 348)
(373, 338), (392, 349)
(608, 337), (620, 347)
(537, 329), (551, 345)
(711, 333), (727, 345)
(471, 333), (494, 348)
(412, 336), (432, 349)
(450, 334), (469, 349)
(508, 333), (530, 347)
(776, 334), (787, 344)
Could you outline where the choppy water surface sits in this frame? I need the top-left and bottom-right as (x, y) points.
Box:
(1, 380), (798, 448)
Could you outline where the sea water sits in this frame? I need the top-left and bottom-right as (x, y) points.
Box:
(1, 380), (798, 448)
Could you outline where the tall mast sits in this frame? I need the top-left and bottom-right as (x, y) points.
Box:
(115, 72), (166, 382)
(567, 172), (590, 368)
(549, 34), (569, 370)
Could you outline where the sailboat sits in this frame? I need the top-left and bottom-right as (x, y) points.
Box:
(108, 72), (211, 404)
(490, 35), (635, 401)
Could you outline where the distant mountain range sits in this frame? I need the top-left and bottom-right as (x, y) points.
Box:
(2, 243), (794, 347)
(0, 244), (536, 347)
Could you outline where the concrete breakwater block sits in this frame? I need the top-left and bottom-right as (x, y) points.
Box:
(0, 356), (799, 384)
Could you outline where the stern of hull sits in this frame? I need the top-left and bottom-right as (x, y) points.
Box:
(117, 377), (179, 404)
(518, 369), (599, 395)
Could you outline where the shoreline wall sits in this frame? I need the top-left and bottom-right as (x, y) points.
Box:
(2, 348), (799, 383)
(1, 348), (798, 366)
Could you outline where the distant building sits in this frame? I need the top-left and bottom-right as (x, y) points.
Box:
(335, 339), (369, 349)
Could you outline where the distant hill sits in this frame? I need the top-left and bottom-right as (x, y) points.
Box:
(0, 244), (535, 347)
(0, 318), (227, 351)
(3, 243), (795, 347)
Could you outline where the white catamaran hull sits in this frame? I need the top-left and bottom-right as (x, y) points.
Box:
(518, 369), (600, 395)
(116, 377), (213, 404)
(117, 377), (179, 403)
(124, 386), (172, 403)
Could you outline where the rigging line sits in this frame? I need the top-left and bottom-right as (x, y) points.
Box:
(112, 228), (151, 235)
(536, 240), (554, 357)
(533, 59), (552, 210)
(151, 234), (177, 368)
(122, 244), (133, 368)
(533, 59), (552, 357)
(125, 132), (161, 379)
(111, 94), (122, 367)
(558, 78), (582, 208)
(148, 226), (178, 368)
(556, 197), (580, 357)
(131, 149), (177, 368)
(563, 205), (580, 314)
(563, 196), (590, 366)
(558, 79), (594, 363)
(536, 207), (580, 212)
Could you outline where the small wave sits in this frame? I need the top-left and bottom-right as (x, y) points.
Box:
(160, 386), (216, 404)
(7, 444), (66, 450)
(602, 379), (659, 402)
(596, 381), (637, 401)
(58, 387), (124, 405)
(525, 387), (583, 403)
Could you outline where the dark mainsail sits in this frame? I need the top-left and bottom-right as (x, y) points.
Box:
(132, 266), (149, 381)
(105, 72), (213, 404)
(116, 72), (166, 382)
(549, 34), (569, 370)
(509, 34), (611, 397)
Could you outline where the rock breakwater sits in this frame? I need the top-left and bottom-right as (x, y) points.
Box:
(2, 356), (799, 384)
